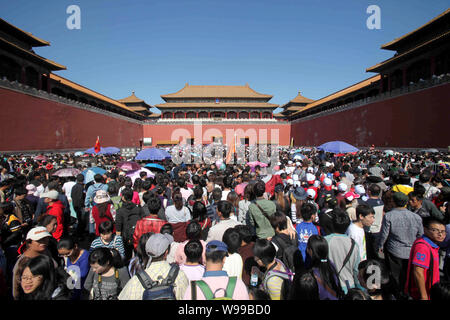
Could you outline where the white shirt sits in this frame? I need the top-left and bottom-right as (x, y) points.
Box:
(62, 181), (76, 200)
(180, 264), (205, 282)
(206, 219), (241, 243)
(221, 190), (231, 201)
(222, 253), (243, 279)
(345, 223), (366, 261)
(165, 205), (191, 223)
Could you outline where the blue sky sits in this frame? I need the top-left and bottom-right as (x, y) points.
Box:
(1, 0), (448, 113)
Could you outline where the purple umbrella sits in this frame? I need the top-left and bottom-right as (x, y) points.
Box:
(34, 155), (47, 161)
(135, 148), (171, 161)
(52, 168), (81, 177)
(126, 168), (155, 182)
(117, 161), (141, 171)
(247, 161), (268, 168)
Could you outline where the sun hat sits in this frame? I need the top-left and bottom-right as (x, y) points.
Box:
(293, 187), (307, 201)
(93, 190), (111, 204)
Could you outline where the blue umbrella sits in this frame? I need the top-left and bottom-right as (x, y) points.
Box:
(104, 147), (121, 154)
(82, 167), (107, 183)
(317, 141), (359, 154)
(292, 153), (306, 160)
(84, 147), (108, 155)
(144, 163), (166, 171)
(136, 148), (172, 161)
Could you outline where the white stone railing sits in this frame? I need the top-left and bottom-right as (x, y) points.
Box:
(291, 73), (450, 124)
(143, 117), (285, 125)
(0, 77), (144, 124)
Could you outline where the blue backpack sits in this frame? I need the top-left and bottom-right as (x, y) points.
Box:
(135, 264), (180, 300)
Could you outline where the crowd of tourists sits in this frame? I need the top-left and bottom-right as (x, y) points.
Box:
(0, 146), (449, 301)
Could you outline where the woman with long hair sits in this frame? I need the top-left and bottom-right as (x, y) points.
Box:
(18, 254), (69, 300)
(238, 184), (254, 224)
(91, 190), (116, 237)
(128, 232), (153, 277)
(226, 191), (240, 221)
(306, 235), (344, 300)
(288, 270), (320, 300)
(272, 183), (291, 218)
(191, 201), (211, 240)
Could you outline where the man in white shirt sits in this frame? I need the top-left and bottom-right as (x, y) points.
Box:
(206, 201), (241, 242)
(346, 204), (375, 262)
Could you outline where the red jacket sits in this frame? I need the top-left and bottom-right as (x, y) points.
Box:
(46, 200), (64, 241)
(92, 204), (116, 236)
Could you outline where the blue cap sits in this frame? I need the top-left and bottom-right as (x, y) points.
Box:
(206, 240), (228, 253)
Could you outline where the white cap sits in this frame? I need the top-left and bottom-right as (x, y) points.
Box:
(287, 179), (294, 185)
(26, 226), (52, 241)
(292, 174), (299, 181)
(307, 167), (314, 173)
(355, 185), (366, 195)
(295, 162), (301, 166)
(306, 188), (316, 199)
(323, 178), (332, 186)
(288, 161), (293, 165)
(337, 183), (348, 192)
(306, 173), (315, 182)
(40, 190), (59, 200)
(313, 180), (320, 188)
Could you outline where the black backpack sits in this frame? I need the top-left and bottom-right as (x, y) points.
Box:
(271, 235), (302, 273)
(136, 263), (180, 300)
(123, 206), (143, 244)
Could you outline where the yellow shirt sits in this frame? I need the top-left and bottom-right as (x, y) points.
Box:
(392, 184), (413, 195)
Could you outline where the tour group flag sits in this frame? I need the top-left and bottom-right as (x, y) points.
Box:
(225, 134), (236, 164)
(94, 136), (101, 154)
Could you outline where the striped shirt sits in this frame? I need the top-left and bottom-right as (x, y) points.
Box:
(90, 234), (125, 258)
(118, 261), (189, 300)
(263, 259), (287, 300)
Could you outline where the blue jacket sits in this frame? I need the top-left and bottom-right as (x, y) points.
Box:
(84, 183), (109, 208)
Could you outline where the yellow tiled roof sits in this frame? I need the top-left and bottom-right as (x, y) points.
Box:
(161, 83), (273, 99)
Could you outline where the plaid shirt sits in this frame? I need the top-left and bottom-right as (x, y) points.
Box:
(133, 216), (167, 249)
(118, 261), (189, 300)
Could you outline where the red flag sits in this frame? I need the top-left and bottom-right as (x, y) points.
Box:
(94, 136), (101, 153)
(265, 175), (282, 197)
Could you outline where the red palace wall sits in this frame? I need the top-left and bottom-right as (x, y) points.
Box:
(143, 122), (291, 146)
(0, 87), (143, 152)
(290, 83), (450, 149)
